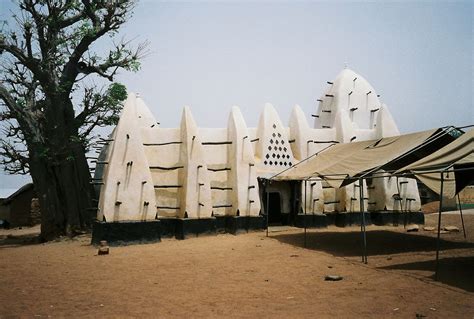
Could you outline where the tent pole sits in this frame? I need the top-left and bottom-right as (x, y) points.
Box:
(304, 179), (307, 248)
(359, 182), (364, 263)
(457, 194), (467, 239)
(265, 180), (269, 237)
(359, 177), (368, 264)
(435, 172), (444, 281)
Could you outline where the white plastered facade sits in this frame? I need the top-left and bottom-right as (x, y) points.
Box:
(97, 68), (421, 222)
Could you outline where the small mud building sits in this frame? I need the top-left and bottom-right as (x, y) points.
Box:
(0, 183), (40, 227)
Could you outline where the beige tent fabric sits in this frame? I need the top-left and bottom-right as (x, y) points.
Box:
(400, 129), (474, 171)
(319, 130), (437, 188)
(398, 129), (474, 198)
(414, 170), (457, 199)
(272, 140), (373, 181)
(274, 129), (437, 188)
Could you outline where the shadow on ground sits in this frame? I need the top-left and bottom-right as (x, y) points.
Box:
(0, 233), (42, 248)
(271, 230), (474, 257)
(272, 230), (474, 291)
(379, 256), (474, 292)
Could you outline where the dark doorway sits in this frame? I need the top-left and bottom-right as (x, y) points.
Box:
(259, 179), (300, 226)
(268, 192), (282, 225)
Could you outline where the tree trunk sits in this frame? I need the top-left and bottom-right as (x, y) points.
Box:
(27, 97), (95, 241)
(29, 141), (94, 241)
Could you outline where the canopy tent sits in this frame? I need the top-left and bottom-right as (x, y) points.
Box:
(262, 126), (470, 276)
(396, 129), (474, 280)
(272, 127), (457, 187)
(397, 129), (474, 198)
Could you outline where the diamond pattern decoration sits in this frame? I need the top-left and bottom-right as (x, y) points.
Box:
(262, 123), (293, 167)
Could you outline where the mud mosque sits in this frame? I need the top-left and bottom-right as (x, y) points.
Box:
(94, 68), (421, 238)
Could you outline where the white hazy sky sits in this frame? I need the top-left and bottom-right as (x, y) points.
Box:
(0, 0), (473, 190)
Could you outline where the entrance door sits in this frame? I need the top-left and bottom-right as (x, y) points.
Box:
(268, 192), (282, 225)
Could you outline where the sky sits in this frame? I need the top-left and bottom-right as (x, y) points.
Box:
(0, 0), (473, 191)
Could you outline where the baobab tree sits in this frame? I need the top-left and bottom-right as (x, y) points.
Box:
(0, 0), (147, 240)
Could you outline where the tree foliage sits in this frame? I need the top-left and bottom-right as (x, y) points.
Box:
(0, 0), (147, 174)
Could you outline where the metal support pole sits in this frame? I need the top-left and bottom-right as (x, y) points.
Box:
(266, 181), (269, 237)
(435, 172), (444, 281)
(457, 194), (467, 239)
(304, 179), (307, 248)
(359, 178), (368, 264)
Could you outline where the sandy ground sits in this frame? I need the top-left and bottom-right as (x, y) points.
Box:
(0, 211), (473, 318)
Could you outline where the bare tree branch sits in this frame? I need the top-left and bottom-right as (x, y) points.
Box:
(60, 1), (136, 92)
(1, 0), (138, 175)
(0, 38), (48, 85)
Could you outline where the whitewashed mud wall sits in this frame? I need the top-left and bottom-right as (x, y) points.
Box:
(97, 68), (421, 221)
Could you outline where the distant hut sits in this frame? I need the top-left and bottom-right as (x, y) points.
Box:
(0, 183), (40, 227)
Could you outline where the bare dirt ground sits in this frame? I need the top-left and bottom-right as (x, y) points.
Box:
(0, 210), (473, 318)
